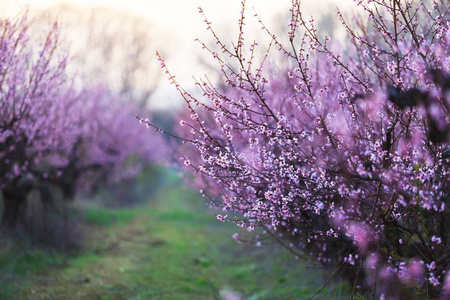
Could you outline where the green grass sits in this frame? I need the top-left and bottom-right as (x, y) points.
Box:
(0, 166), (350, 299)
(0, 240), (66, 298)
(0, 248), (61, 276)
(83, 207), (137, 227)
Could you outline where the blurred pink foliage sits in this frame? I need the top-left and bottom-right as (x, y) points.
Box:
(0, 11), (165, 229)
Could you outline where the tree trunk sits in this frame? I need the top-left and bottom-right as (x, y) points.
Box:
(1, 191), (26, 231)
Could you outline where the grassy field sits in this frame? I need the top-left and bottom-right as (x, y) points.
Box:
(0, 166), (349, 299)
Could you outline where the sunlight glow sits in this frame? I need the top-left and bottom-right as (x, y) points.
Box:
(1, 0), (353, 110)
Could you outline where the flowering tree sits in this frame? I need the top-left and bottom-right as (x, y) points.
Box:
(0, 12), (165, 231)
(142, 0), (450, 298)
(0, 13), (72, 228)
(41, 85), (165, 200)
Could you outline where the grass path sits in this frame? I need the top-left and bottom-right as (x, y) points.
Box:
(1, 168), (348, 299)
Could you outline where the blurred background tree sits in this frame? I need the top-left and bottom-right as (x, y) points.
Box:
(33, 5), (161, 109)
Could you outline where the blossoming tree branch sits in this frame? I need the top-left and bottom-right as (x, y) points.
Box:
(139, 0), (450, 298)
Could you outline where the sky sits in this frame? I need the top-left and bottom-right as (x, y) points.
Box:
(0, 0), (353, 110)
(4, 0), (350, 27)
